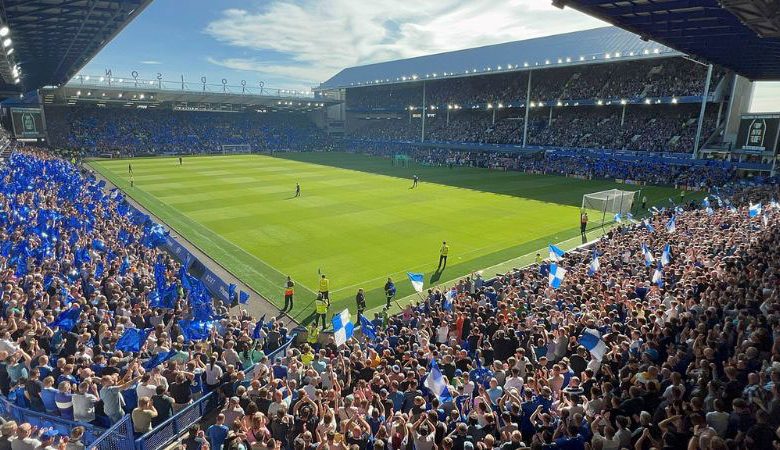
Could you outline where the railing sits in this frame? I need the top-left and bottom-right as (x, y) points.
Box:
(0, 397), (112, 447)
(88, 415), (135, 450)
(134, 391), (216, 450)
(135, 332), (298, 450)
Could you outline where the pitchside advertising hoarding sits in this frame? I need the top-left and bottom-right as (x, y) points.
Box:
(9, 107), (46, 138)
(736, 114), (780, 154)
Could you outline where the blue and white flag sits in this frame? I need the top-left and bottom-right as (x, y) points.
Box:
(359, 314), (377, 341)
(332, 309), (354, 346)
(642, 219), (655, 233)
(424, 360), (452, 402)
(666, 215), (676, 233)
(706, 207), (714, 216)
(548, 263), (566, 289)
(587, 249), (600, 277)
(444, 287), (456, 311)
(548, 244), (565, 262)
(661, 244), (672, 267)
(578, 328), (606, 361)
(407, 272), (424, 293)
(652, 263), (664, 288)
(625, 212), (634, 222)
(702, 197), (710, 208)
(770, 200), (779, 209)
(614, 213), (622, 223)
(641, 244), (654, 267)
(749, 202), (762, 218)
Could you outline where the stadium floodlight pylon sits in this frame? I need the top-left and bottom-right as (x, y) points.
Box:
(582, 189), (638, 230)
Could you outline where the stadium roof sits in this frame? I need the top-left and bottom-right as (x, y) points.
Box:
(318, 27), (680, 90)
(0, 0), (152, 96)
(561, 0), (780, 81)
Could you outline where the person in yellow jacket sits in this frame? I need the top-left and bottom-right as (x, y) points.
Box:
(282, 276), (295, 314)
(314, 293), (329, 330)
(318, 274), (330, 303)
(437, 241), (449, 270)
(307, 322), (320, 350)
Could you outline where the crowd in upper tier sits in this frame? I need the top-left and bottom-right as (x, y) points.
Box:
(345, 58), (726, 111)
(347, 105), (718, 154)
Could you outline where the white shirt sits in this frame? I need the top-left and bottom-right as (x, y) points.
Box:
(136, 383), (156, 400)
(204, 365), (223, 385)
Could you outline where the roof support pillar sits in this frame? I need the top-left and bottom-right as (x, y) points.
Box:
(421, 81), (426, 143)
(522, 70), (532, 148)
(693, 63), (713, 158)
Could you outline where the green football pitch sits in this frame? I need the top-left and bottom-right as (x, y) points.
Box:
(89, 152), (686, 321)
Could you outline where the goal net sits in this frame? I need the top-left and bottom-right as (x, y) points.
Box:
(221, 144), (252, 154)
(582, 189), (638, 228)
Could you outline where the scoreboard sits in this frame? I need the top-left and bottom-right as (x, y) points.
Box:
(736, 114), (780, 154)
(10, 107), (46, 138)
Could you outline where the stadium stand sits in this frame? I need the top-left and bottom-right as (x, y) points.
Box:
(0, 147), (777, 450)
(45, 106), (334, 156)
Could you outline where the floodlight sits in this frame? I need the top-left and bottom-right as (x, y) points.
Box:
(5, 48), (12, 55)
(0, 26), (9, 37)
(13, 78), (18, 84)
(2, 38), (11, 47)
(644, 98), (651, 104)
(671, 98), (678, 104)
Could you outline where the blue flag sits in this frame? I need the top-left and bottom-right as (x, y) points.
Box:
(228, 283), (237, 302)
(50, 307), (81, 332)
(142, 350), (178, 370)
(178, 320), (213, 342)
(115, 328), (152, 353)
(239, 291), (250, 305)
(252, 314), (266, 339)
(360, 314), (377, 341)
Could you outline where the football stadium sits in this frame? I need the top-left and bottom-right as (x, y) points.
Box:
(0, 1), (778, 449)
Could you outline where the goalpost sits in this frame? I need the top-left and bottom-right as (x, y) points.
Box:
(582, 189), (640, 230)
(221, 144), (252, 155)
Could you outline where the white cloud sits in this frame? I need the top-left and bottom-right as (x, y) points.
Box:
(140, 60), (162, 65)
(204, 0), (606, 88)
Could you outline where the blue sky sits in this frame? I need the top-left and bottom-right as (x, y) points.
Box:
(81, 0), (778, 111)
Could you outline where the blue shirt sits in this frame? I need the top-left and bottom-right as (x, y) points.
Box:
(207, 424), (229, 450)
(40, 387), (58, 413)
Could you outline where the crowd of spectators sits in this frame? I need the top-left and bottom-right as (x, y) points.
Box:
(0, 135), (776, 450)
(348, 105), (718, 154)
(0, 149), (292, 447)
(343, 141), (736, 189)
(346, 58), (726, 111)
(45, 106), (335, 156)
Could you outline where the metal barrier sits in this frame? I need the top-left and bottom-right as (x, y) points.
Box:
(88, 415), (135, 450)
(135, 333), (298, 450)
(134, 391), (216, 450)
(0, 397), (119, 448)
